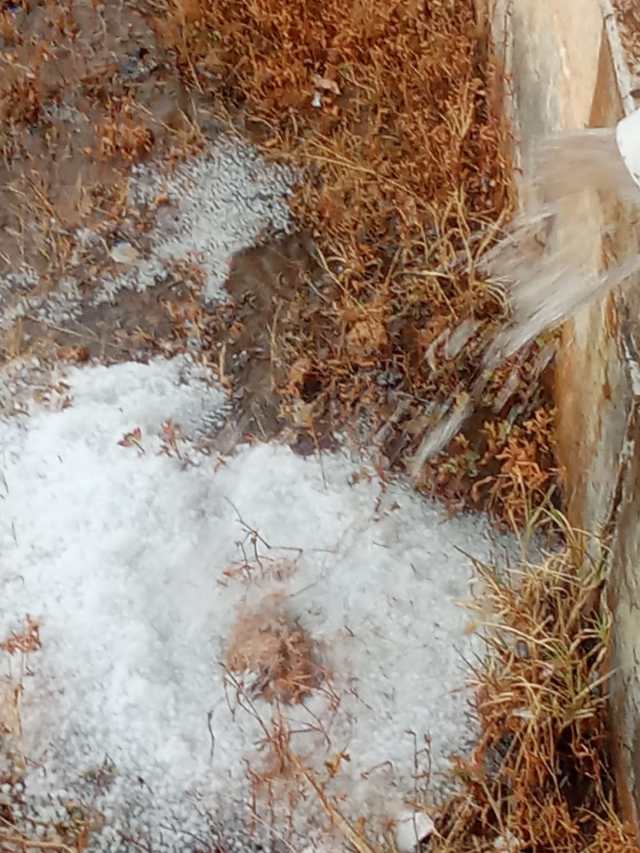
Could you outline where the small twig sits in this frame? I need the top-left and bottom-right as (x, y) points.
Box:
(293, 756), (378, 853)
(206, 709), (216, 763)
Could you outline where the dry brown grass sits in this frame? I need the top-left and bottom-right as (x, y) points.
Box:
(1, 74), (42, 127)
(155, 0), (559, 528)
(94, 95), (158, 164)
(428, 537), (630, 852)
(614, 0), (640, 74)
(226, 594), (322, 705)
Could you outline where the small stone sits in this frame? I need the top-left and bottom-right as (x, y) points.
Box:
(394, 808), (435, 852)
(109, 241), (140, 265)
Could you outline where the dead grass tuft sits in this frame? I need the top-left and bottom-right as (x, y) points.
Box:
(0, 10), (19, 47)
(422, 404), (558, 529)
(158, 0), (558, 527)
(0, 73), (42, 127)
(0, 619), (97, 853)
(227, 594), (322, 705)
(0, 616), (41, 656)
(0, 617), (42, 781)
(614, 0), (640, 74)
(426, 536), (636, 851)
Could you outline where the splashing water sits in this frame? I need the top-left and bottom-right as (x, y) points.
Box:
(411, 127), (640, 477)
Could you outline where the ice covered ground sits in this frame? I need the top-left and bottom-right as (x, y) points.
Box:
(0, 354), (515, 851)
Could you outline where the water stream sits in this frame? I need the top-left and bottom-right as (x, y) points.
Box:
(411, 128), (640, 477)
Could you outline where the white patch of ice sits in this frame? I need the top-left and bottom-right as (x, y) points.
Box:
(0, 267), (83, 331)
(0, 356), (508, 850)
(0, 267), (83, 332)
(0, 136), (295, 329)
(98, 135), (295, 303)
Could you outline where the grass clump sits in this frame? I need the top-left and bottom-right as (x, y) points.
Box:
(429, 537), (632, 851)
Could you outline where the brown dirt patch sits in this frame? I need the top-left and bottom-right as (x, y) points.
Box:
(0, 1), (184, 279)
(223, 232), (339, 454)
(4, 276), (193, 366)
(223, 232), (316, 444)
